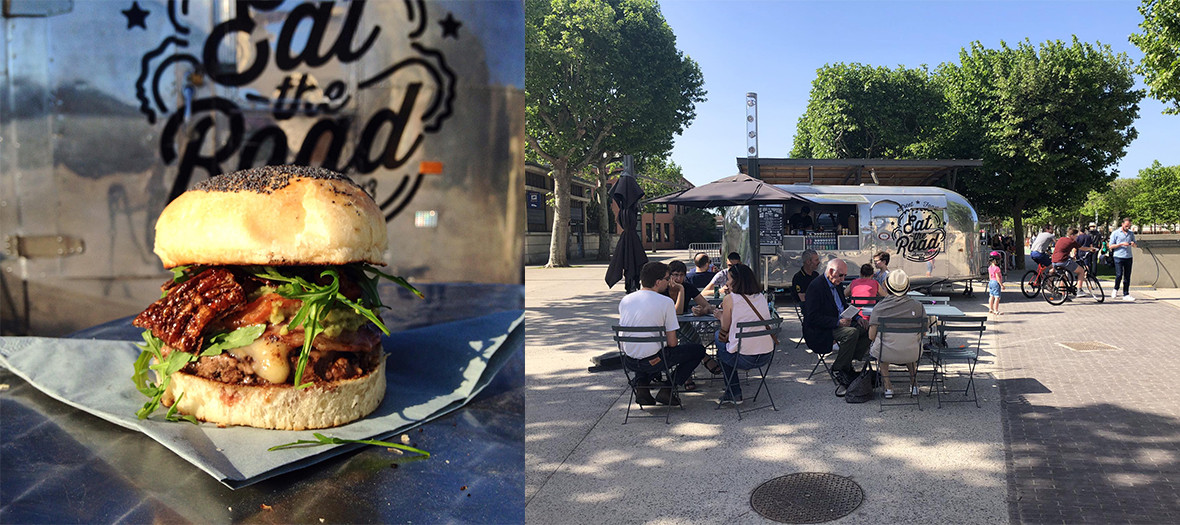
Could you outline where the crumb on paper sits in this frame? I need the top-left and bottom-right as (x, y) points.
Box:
(418, 428), (423, 433)
(400, 434), (410, 444)
(460, 485), (467, 491)
(390, 463), (399, 469)
(467, 493), (471, 497)
(260, 504), (272, 511)
(386, 447), (404, 455)
(445, 460), (450, 464)
(0, 384), (10, 391)
(319, 519), (325, 523)
(227, 507), (232, 511)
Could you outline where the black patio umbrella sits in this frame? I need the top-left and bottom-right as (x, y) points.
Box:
(605, 172), (648, 292)
(645, 173), (810, 208)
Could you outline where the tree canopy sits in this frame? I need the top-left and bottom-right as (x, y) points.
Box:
(936, 38), (1142, 255)
(790, 63), (945, 159)
(1130, 0), (1180, 114)
(526, 0), (705, 266)
(1132, 162), (1180, 229)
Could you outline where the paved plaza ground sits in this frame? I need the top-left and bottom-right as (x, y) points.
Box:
(524, 252), (1180, 524)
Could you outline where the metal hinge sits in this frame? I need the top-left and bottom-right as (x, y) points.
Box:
(4, 235), (85, 258)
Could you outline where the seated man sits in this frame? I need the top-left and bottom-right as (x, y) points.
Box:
(686, 252), (716, 289)
(792, 249), (821, 302)
(802, 258), (870, 386)
(703, 252), (742, 295)
(867, 270), (926, 399)
(618, 262), (707, 406)
(1052, 227), (1099, 293)
(872, 251), (890, 286)
(666, 261), (715, 316)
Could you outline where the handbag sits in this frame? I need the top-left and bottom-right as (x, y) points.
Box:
(844, 362), (875, 403)
(740, 294), (780, 347)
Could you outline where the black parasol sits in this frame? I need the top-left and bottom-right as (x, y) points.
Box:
(645, 173), (810, 208)
(605, 165), (648, 292)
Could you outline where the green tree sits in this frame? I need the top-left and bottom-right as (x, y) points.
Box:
(1080, 177), (1143, 229)
(790, 63), (946, 159)
(937, 38), (1142, 267)
(1132, 162), (1180, 231)
(674, 208), (720, 246)
(1130, 0), (1180, 114)
(526, 0), (705, 267)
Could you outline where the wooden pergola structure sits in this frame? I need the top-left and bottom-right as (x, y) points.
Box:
(736, 158), (984, 187)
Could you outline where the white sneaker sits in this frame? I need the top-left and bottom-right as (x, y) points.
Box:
(1123, 294), (1136, 302)
(1112, 290), (1121, 299)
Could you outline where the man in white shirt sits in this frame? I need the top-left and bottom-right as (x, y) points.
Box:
(619, 262), (707, 406)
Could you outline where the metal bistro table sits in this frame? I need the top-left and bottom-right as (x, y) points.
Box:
(0, 283), (523, 524)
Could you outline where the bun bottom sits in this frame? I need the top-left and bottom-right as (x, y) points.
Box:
(162, 357), (386, 430)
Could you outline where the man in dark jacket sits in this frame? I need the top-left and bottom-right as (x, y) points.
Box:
(803, 258), (870, 386)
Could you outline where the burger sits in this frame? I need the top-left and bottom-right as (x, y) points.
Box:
(131, 165), (419, 430)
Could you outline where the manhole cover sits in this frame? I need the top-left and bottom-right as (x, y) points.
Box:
(750, 472), (864, 523)
(1058, 341), (1119, 352)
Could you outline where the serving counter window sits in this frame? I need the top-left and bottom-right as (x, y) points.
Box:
(778, 202), (860, 251)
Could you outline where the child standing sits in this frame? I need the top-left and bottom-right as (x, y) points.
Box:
(988, 252), (1004, 315)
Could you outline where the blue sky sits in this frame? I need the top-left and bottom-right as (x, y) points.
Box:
(660, 0), (1180, 187)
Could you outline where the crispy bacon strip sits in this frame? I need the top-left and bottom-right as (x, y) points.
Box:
(133, 268), (246, 353)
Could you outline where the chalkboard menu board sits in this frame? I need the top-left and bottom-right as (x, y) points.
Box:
(759, 205), (784, 246)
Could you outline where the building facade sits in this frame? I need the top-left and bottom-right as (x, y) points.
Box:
(525, 162), (696, 264)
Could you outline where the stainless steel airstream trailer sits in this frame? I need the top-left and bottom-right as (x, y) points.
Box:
(1, 0), (523, 335)
(723, 184), (988, 294)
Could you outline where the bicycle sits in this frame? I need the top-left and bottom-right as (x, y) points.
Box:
(1021, 262), (1051, 298)
(1042, 260), (1104, 305)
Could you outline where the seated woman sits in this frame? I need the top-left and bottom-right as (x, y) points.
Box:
(714, 263), (775, 405)
(867, 270), (927, 399)
(845, 263), (883, 317)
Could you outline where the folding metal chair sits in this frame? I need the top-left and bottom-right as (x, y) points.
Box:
(716, 317), (782, 419)
(792, 302), (806, 349)
(927, 315), (986, 408)
(611, 325), (684, 424)
(874, 317), (928, 411)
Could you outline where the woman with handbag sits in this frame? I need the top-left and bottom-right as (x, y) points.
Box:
(714, 263), (777, 405)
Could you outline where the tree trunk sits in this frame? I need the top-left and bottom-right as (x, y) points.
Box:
(596, 182), (612, 261)
(546, 162), (571, 268)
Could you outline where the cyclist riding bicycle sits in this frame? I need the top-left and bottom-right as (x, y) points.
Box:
(1051, 227), (1100, 294)
(1029, 226), (1055, 268)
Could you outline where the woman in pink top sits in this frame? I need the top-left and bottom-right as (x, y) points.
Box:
(714, 263), (774, 405)
(845, 263), (883, 317)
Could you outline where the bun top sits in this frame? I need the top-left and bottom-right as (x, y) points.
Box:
(154, 166), (387, 268)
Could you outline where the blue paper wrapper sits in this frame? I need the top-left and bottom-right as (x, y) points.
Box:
(0, 310), (523, 488)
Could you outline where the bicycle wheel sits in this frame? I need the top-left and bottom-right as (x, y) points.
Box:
(1081, 274), (1104, 303)
(1043, 273), (1068, 305)
(1021, 270), (1041, 298)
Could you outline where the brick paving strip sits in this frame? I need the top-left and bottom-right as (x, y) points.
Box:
(997, 285), (1180, 523)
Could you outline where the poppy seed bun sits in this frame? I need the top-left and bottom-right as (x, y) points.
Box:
(153, 166), (387, 268)
(161, 358), (386, 430)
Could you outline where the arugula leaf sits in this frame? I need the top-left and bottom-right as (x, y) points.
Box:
(200, 324), (266, 357)
(361, 264), (424, 299)
(133, 330), (199, 421)
(267, 432), (430, 457)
